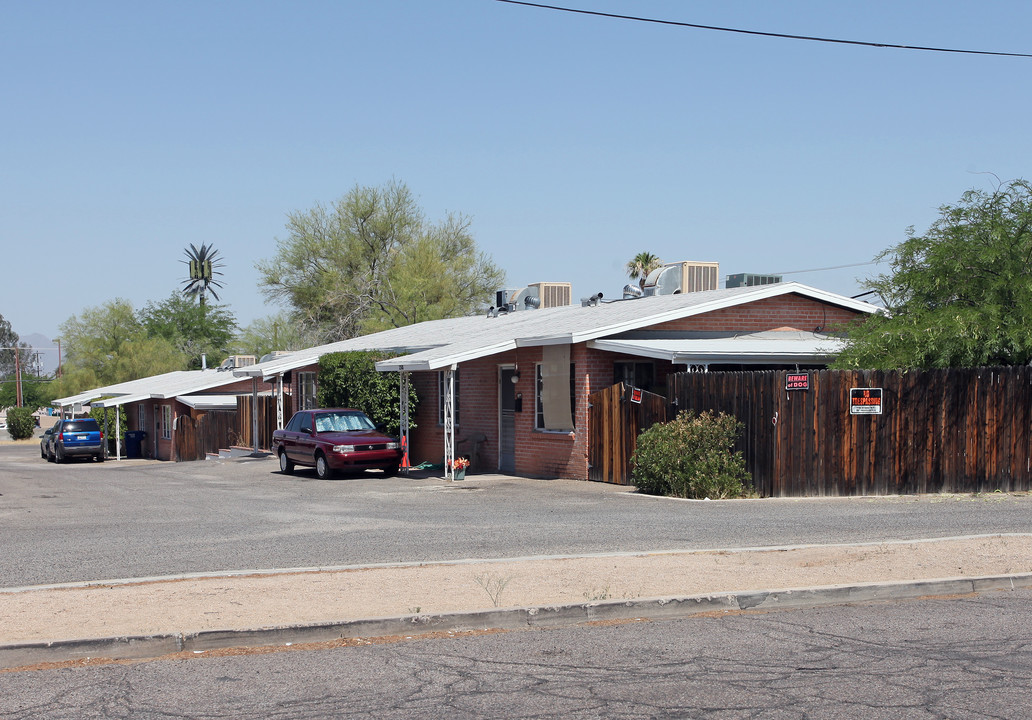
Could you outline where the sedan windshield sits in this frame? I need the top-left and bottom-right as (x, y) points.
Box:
(313, 411), (376, 433)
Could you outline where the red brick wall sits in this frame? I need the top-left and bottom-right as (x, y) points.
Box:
(408, 355), (509, 470)
(277, 295), (865, 479)
(649, 294), (860, 333)
(407, 347), (675, 481)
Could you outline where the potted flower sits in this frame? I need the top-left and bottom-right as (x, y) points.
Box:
(448, 456), (471, 480)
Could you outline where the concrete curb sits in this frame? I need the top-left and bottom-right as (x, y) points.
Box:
(4, 572), (1031, 670)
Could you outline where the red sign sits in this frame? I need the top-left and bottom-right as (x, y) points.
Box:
(850, 387), (883, 415)
(785, 373), (809, 391)
(630, 387), (643, 404)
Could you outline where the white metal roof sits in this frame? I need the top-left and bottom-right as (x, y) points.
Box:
(175, 394), (241, 410)
(231, 282), (876, 377)
(588, 331), (847, 365)
(375, 283), (878, 372)
(62, 369), (258, 409)
(54, 371), (195, 408)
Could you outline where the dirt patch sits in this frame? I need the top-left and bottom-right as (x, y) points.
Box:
(2, 534), (1030, 649)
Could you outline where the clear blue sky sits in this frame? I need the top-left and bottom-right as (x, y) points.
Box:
(4, 0), (1030, 345)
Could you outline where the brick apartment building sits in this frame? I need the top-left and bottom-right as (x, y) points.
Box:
(236, 281), (876, 480)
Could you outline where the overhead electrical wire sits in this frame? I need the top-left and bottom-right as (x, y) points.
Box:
(495, 0), (1032, 59)
(768, 260), (882, 276)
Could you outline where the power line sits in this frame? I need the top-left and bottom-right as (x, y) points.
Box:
(767, 260), (882, 276)
(495, 1), (1032, 59)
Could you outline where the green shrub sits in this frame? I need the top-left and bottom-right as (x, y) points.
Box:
(5, 407), (36, 440)
(632, 410), (751, 499)
(317, 351), (418, 437)
(90, 402), (128, 441)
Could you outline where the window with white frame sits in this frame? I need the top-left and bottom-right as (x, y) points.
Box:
(298, 372), (317, 411)
(438, 369), (460, 426)
(535, 360), (576, 431)
(161, 405), (172, 440)
(138, 404), (146, 432)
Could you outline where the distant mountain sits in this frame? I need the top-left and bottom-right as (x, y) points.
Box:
(19, 333), (59, 376)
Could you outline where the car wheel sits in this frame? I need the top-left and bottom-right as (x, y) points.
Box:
(55, 447), (64, 464)
(383, 464), (399, 477)
(278, 450), (295, 475)
(95, 454), (105, 462)
(315, 453), (333, 480)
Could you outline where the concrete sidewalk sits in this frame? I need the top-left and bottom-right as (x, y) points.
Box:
(3, 534), (1031, 669)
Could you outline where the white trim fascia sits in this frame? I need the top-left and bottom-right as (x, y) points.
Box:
(376, 340), (517, 372)
(90, 393), (151, 408)
(569, 283), (879, 345)
(505, 283), (878, 350)
(586, 339), (678, 361)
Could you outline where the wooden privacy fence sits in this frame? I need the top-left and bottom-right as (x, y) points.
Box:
(668, 367), (1032, 497)
(588, 383), (670, 484)
(236, 394), (288, 452)
(174, 395), (290, 462)
(174, 411), (240, 462)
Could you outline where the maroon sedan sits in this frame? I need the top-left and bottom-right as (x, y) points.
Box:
(272, 408), (403, 479)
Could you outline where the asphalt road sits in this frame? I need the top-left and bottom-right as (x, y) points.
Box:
(2, 588), (1030, 718)
(2, 442), (1031, 588)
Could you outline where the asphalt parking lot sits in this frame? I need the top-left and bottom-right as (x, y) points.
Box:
(2, 440), (1032, 588)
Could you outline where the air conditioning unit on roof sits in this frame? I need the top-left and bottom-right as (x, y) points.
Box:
(259, 350), (293, 363)
(527, 282), (572, 308)
(218, 355), (257, 371)
(643, 262), (719, 296)
(726, 273), (782, 288)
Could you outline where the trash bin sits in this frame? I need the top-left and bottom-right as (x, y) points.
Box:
(125, 431), (146, 459)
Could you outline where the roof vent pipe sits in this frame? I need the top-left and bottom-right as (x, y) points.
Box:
(622, 284), (643, 300)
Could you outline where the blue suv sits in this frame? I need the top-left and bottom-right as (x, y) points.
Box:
(49, 418), (105, 463)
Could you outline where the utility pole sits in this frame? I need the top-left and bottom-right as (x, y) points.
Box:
(1, 345), (61, 407)
(14, 350), (22, 407)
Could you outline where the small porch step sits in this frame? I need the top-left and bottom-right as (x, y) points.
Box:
(204, 446), (257, 460)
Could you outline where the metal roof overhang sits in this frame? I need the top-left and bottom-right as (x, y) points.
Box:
(176, 395), (240, 410)
(375, 340), (517, 372)
(588, 335), (847, 365)
(90, 393), (151, 408)
(53, 391), (111, 408)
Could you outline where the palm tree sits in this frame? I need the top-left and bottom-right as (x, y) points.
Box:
(181, 243), (225, 306)
(626, 252), (663, 289)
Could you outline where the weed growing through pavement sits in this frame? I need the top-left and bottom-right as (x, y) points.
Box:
(473, 572), (514, 607)
(583, 585), (612, 602)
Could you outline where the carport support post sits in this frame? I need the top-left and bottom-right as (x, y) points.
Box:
(444, 365), (456, 479)
(275, 373), (284, 430)
(115, 404), (122, 460)
(252, 378), (259, 455)
(399, 370), (410, 474)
